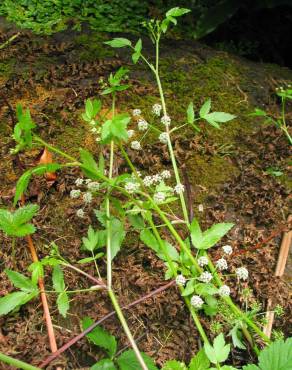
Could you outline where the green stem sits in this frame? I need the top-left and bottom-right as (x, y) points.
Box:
(108, 289), (149, 370)
(33, 135), (78, 162)
(0, 352), (41, 370)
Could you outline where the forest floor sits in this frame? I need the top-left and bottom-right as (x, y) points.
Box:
(0, 18), (291, 369)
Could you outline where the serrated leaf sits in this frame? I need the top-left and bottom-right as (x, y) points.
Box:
(257, 337), (292, 370)
(82, 317), (117, 357)
(162, 360), (187, 369)
(242, 366), (260, 370)
(189, 348), (210, 370)
(57, 292), (69, 317)
(109, 218), (125, 260)
(104, 38), (131, 48)
(128, 214), (145, 230)
(28, 261), (44, 285)
(52, 265), (65, 292)
(191, 221), (234, 250)
(199, 99), (211, 117)
(82, 225), (99, 252)
(204, 333), (230, 365)
(5, 270), (37, 292)
(116, 349), (158, 370)
(13, 204), (39, 225)
(80, 148), (100, 180)
(91, 359), (117, 370)
(0, 291), (30, 315)
(187, 102), (194, 124)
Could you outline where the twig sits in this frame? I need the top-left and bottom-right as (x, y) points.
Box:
(263, 215), (292, 338)
(20, 196), (61, 370)
(0, 32), (20, 50)
(39, 280), (175, 368)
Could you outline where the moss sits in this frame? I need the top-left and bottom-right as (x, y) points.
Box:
(74, 33), (115, 61)
(0, 57), (16, 79)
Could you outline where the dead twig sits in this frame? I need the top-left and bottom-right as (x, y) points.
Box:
(263, 215), (292, 338)
(39, 280), (176, 368)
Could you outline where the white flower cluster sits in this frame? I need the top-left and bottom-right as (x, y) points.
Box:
(161, 170), (171, 179)
(174, 183), (185, 194)
(127, 129), (135, 138)
(143, 176), (153, 187)
(175, 274), (186, 286)
(198, 271), (213, 283)
(152, 103), (162, 116)
(142, 170), (172, 187)
(131, 141), (141, 150)
(76, 209), (85, 218)
(83, 192), (92, 204)
(159, 132), (169, 144)
(219, 285), (230, 297)
(198, 256), (209, 267)
(75, 178), (84, 186)
(222, 245), (233, 255)
(161, 115), (171, 126)
(125, 182), (140, 194)
(216, 258), (228, 271)
(138, 119), (148, 131)
(190, 295), (204, 309)
(87, 181), (100, 191)
(154, 192), (166, 203)
(70, 189), (81, 199)
(132, 109), (141, 117)
(236, 267), (249, 280)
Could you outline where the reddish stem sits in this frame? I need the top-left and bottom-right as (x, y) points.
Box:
(39, 280), (176, 368)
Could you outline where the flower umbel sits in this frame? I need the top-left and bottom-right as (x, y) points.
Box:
(138, 119), (148, 131)
(125, 182), (140, 194)
(131, 141), (141, 150)
(70, 189), (81, 199)
(198, 256), (209, 267)
(236, 267), (249, 280)
(159, 132), (169, 144)
(219, 285), (231, 297)
(152, 103), (162, 116)
(161, 115), (171, 126)
(174, 183), (185, 194)
(198, 271), (213, 283)
(216, 258), (228, 271)
(222, 245), (233, 255)
(154, 192), (166, 203)
(191, 295), (204, 309)
(175, 274), (186, 286)
(132, 109), (141, 117)
(76, 209), (85, 218)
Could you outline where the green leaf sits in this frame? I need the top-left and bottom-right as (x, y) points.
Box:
(249, 108), (267, 117)
(189, 348), (210, 370)
(82, 226), (100, 252)
(229, 325), (246, 349)
(132, 39), (142, 64)
(0, 291), (31, 315)
(13, 204), (39, 225)
(187, 102), (195, 124)
(181, 280), (196, 297)
(116, 350), (158, 370)
(190, 219), (203, 249)
(80, 148), (100, 179)
(57, 292), (69, 317)
(82, 317), (117, 357)
(199, 99), (211, 117)
(104, 38), (131, 48)
(140, 229), (159, 253)
(5, 270), (37, 292)
(109, 218), (125, 260)
(191, 221), (234, 250)
(128, 214), (145, 230)
(166, 7), (191, 18)
(28, 261), (44, 285)
(242, 366), (260, 370)
(204, 333), (230, 365)
(257, 337), (292, 370)
(91, 359), (117, 370)
(195, 283), (218, 296)
(205, 112), (236, 123)
(52, 265), (65, 292)
(86, 99), (94, 118)
(162, 360), (187, 369)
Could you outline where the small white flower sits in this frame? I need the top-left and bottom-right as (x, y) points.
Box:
(70, 189), (81, 199)
(190, 295), (204, 309)
(75, 178), (83, 186)
(198, 204), (204, 212)
(198, 256), (209, 267)
(219, 285), (230, 297)
(159, 132), (169, 144)
(83, 192), (92, 204)
(76, 209), (85, 218)
(174, 183), (185, 194)
(132, 171), (141, 178)
(198, 271), (213, 283)
(96, 137), (101, 142)
(222, 245), (233, 255)
(127, 129), (135, 138)
(91, 127), (98, 133)
(89, 119), (96, 126)
(236, 267), (249, 280)
(152, 174), (162, 184)
(161, 170), (171, 179)
(125, 182), (140, 194)
(131, 141), (141, 150)
(161, 115), (171, 126)
(87, 182), (99, 191)
(132, 109), (141, 117)
(152, 103), (162, 116)
(154, 192), (166, 203)
(143, 176), (153, 187)
(176, 274), (186, 286)
(216, 258), (228, 271)
(85, 179), (92, 184)
(138, 119), (148, 131)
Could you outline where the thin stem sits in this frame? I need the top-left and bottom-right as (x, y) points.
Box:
(33, 136), (78, 162)
(108, 289), (148, 370)
(0, 352), (41, 370)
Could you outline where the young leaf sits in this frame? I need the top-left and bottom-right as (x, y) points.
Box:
(205, 112), (236, 123)
(5, 270), (37, 292)
(187, 102), (195, 124)
(189, 348), (210, 370)
(52, 265), (65, 293)
(204, 333), (230, 365)
(132, 39), (142, 64)
(91, 359), (117, 370)
(199, 99), (211, 117)
(82, 317), (117, 358)
(116, 349), (158, 370)
(0, 291), (31, 315)
(82, 226), (99, 252)
(229, 325), (246, 349)
(190, 219), (203, 249)
(104, 38), (132, 48)
(162, 360), (187, 370)
(57, 291), (69, 318)
(28, 261), (44, 285)
(166, 7), (191, 18)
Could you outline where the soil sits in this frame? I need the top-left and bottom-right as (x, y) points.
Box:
(0, 17), (291, 370)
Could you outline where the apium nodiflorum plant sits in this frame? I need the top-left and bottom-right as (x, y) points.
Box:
(1, 7), (272, 369)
